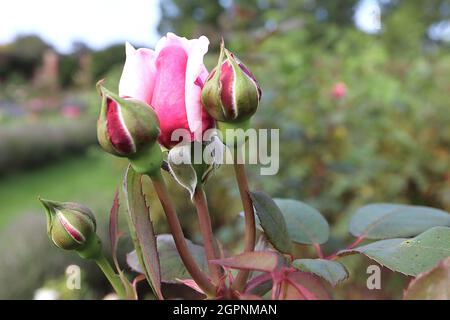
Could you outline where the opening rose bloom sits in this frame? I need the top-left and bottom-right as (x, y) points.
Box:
(119, 33), (215, 149)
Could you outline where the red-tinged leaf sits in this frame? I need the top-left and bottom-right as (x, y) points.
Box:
(212, 251), (280, 273)
(176, 279), (205, 295)
(108, 190), (135, 300)
(284, 272), (332, 300)
(123, 165), (163, 299)
(109, 189), (121, 270)
(245, 273), (273, 295)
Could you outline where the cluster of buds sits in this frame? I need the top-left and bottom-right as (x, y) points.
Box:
(95, 38), (262, 176)
(201, 41), (261, 126)
(39, 198), (101, 259)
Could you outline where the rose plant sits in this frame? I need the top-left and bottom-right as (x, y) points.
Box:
(39, 33), (450, 300)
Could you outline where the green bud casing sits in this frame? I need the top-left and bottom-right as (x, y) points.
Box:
(39, 198), (97, 252)
(201, 41), (261, 123)
(97, 81), (164, 175)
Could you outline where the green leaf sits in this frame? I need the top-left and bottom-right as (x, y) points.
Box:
(338, 226), (450, 276)
(274, 198), (329, 245)
(292, 259), (348, 286)
(403, 257), (450, 300)
(212, 251), (281, 272)
(127, 234), (207, 283)
(349, 203), (450, 239)
(249, 191), (293, 254)
(123, 165), (163, 299)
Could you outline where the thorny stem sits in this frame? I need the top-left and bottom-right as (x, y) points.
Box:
(151, 171), (216, 297)
(193, 185), (222, 284)
(231, 151), (256, 292)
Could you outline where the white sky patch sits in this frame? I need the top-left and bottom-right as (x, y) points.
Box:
(429, 21), (450, 42)
(354, 0), (382, 34)
(0, 0), (160, 53)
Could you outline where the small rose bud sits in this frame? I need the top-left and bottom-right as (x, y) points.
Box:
(201, 41), (261, 123)
(39, 198), (97, 251)
(97, 81), (160, 157)
(97, 82), (164, 175)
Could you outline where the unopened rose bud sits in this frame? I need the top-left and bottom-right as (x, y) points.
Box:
(39, 198), (97, 252)
(201, 41), (261, 124)
(97, 81), (163, 175)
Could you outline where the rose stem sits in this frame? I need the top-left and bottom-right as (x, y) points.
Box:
(151, 171), (216, 296)
(193, 185), (222, 284)
(231, 151), (256, 292)
(95, 253), (126, 299)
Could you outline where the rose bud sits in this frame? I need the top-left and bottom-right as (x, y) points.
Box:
(97, 82), (163, 175)
(119, 34), (215, 149)
(201, 41), (261, 124)
(39, 198), (97, 252)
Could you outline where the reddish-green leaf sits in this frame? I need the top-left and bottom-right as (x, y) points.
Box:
(108, 189), (135, 299)
(109, 189), (121, 270)
(403, 257), (450, 300)
(284, 272), (332, 300)
(123, 165), (163, 299)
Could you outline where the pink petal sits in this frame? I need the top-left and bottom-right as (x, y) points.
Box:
(182, 35), (214, 139)
(154, 33), (214, 143)
(220, 61), (236, 118)
(151, 43), (190, 148)
(106, 98), (136, 154)
(119, 42), (156, 106)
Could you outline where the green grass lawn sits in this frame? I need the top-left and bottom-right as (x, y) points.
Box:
(0, 148), (128, 229)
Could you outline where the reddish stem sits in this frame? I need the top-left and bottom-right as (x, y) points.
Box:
(326, 235), (366, 261)
(193, 185), (222, 284)
(151, 172), (216, 296)
(231, 158), (256, 292)
(313, 243), (324, 259)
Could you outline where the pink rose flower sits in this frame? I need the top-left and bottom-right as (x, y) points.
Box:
(119, 33), (215, 149)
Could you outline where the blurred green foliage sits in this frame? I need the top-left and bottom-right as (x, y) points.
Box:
(0, 118), (97, 175)
(156, 0), (450, 298)
(157, 0), (450, 220)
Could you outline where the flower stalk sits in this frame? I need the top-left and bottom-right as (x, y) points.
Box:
(150, 171), (216, 297)
(193, 185), (222, 284)
(94, 252), (127, 299)
(231, 150), (256, 292)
